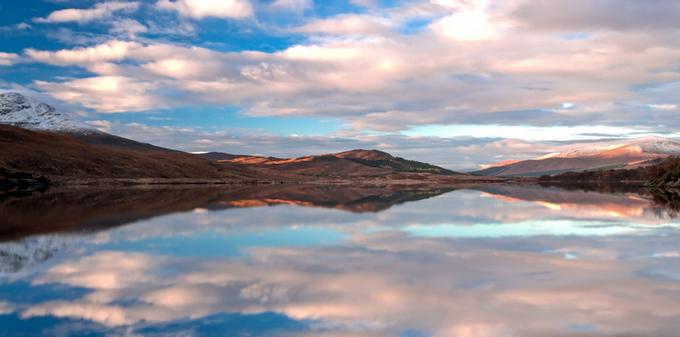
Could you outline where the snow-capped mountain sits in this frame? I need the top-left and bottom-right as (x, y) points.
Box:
(540, 137), (680, 159)
(475, 137), (680, 177)
(0, 92), (93, 133)
(626, 137), (680, 155)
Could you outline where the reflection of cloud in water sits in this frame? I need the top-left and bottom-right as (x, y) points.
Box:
(14, 230), (680, 336)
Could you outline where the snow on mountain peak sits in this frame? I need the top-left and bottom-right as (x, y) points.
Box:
(538, 137), (680, 160)
(631, 137), (680, 155)
(0, 92), (94, 133)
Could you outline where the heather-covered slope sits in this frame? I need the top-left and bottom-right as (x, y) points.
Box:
(0, 125), (263, 183)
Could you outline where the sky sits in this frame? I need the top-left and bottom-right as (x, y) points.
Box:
(1, 0), (680, 170)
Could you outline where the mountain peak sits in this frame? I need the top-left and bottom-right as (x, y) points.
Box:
(0, 92), (93, 133)
(335, 149), (393, 161)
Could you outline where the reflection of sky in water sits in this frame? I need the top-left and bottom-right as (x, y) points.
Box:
(99, 226), (345, 257)
(1, 187), (680, 336)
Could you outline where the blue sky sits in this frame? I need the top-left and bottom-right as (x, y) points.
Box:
(1, 0), (680, 169)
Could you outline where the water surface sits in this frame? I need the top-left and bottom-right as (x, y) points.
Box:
(1, 184), (680, 336)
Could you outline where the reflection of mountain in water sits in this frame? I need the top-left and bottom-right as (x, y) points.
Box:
(212, 186), (456, 213)
(0, 186), (454, 242)
(650, 189), (680, 219)
(476, 184), (680, 221)
(0, 234), (75, 273)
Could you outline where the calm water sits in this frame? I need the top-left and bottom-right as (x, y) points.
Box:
(1, 184), (680, 336)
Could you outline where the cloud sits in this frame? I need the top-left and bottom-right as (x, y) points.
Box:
(109, 19), (148, 38)
(513, 0), (680, 31)
(85, 120), (114, 132)
(16, 0), (680, 151)
(0, 52), (19, 66)
(156, 0), (254, 19)
(350, 0), (379, 8)
(25, 40), (139, 66)
(295, 14), (393, 35)
(22, 302), (130, 327)
(35, 1), (141, 24)
(0, 301), (12, 315)
(35, 76), (166, 113)
(429, 0), (506, 41)
(269, 0), (312, 14)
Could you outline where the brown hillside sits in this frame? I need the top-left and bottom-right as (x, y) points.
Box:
(0, 125), (261, 182)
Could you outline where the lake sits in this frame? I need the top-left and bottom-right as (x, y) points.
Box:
(1, 184), (680, 336)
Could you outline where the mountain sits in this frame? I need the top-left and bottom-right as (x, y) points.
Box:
(0, 92), (91, 133)
(201, 149), (459, 177)
(474, 137), (680, 177)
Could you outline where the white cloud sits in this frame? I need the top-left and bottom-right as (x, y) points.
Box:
(513, 0), (680, 31)
(109, 19), (148, 38)
(18, 0), (680, 143)
(22, 302), (130, 327)
(295, 14), (393, 36)
(0, 52), (19, 66)
(350, 0), (379, 8)
(431, 10), (499, 41)
(25, 40), (139, 66)
(16, 22), (31, 30)
(0, 301), (12, 315)
(85, 120), (114, 132)
(35, 1), (140, 24)
(156, 0), (253, 19)
(35, 76), (165, 113)
(269, 0), (312, 14)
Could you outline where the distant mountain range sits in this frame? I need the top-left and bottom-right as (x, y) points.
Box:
(5, 91), (679, 182)
(0, 92), (471, 184)
(474, 137), (680, 177)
